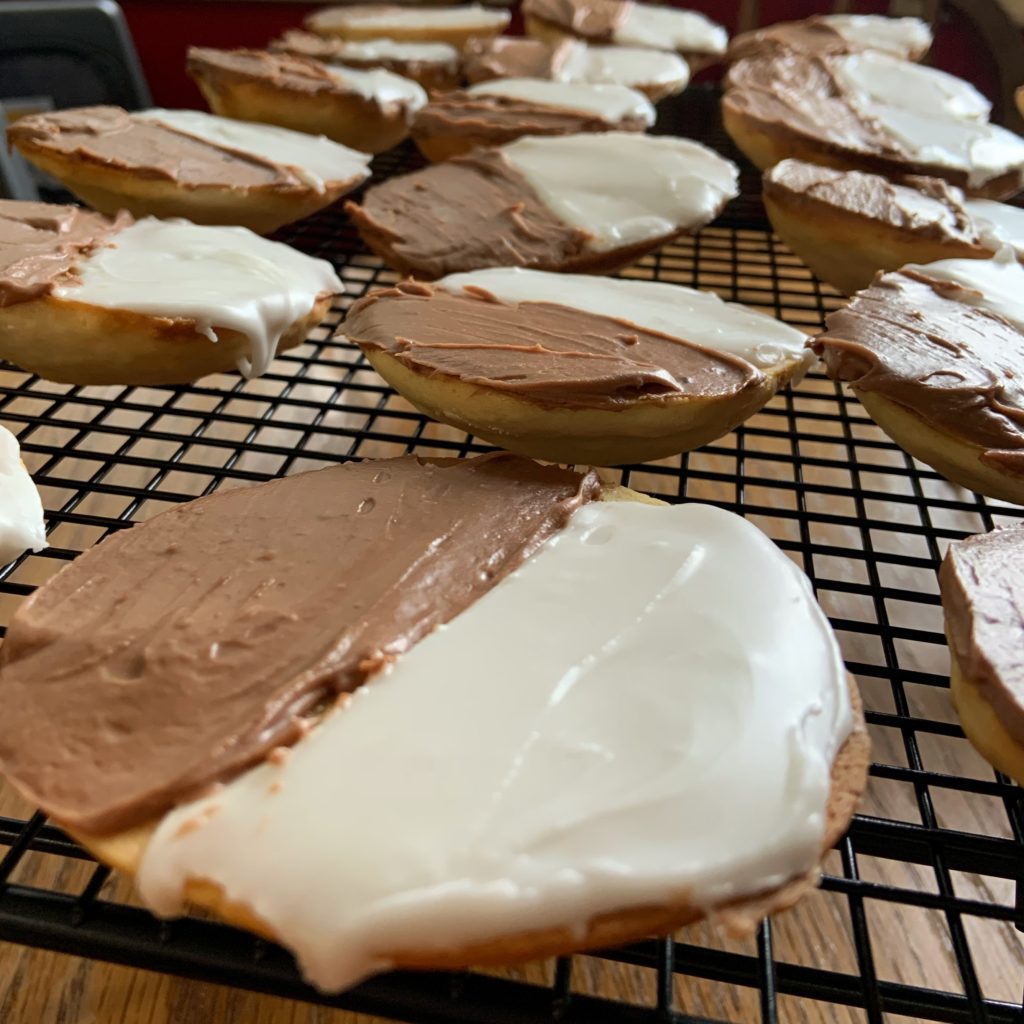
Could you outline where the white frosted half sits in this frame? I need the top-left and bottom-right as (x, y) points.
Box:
(502, 133), (738, 251)
(325, 65), (427, 109)
(139, 500), (851, 994)
(612, 4), (727, 55)
(908, 248), (1024, 334)
(468, 79), (654, 124)
(440, 268), (809, 371)
(333, 38), (459, 62)
(312, 4), (510, 32)
(832, 51), (990, 122)
(822, 14), (932, 58)
(965, 199), (1024, 258)
(871, 105), (1024, 187)
(138, 109), (370, 193)
(0, 425), (46, 566)
(54, 219), (343, 379)
(557, 41), (690, 91)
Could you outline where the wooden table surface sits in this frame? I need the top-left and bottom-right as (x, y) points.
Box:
(0, 230), (1021, 1024)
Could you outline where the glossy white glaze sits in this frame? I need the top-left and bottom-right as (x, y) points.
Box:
(965, 199), (1024, 258)
(908, 247), (1024, 334)
(556, 41), (690, 91)
(871, 105), (1024, 188)
(612, 4), (727, 55)
(139, 500), (851, 994)
(325, 64), (427, 109)
(54, 218), (343, 379)
(0, 425), (46, 566)
(138, 109), (371, 193)
(440, 267), (810, 371)
(311, 4), (510, 32)
(468, 78), (655, 124)
(502, 132), (738, 251)
(832, 51), (990, 122)
(821, 14), (932, 58)
(332, 38), (459, 63)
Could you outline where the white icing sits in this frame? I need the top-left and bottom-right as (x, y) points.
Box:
(53, 219), (342, 379)
(440, 267), (809, 371)
(138, 500), (851, 994)
(611, 4), (727, 55)
(892, 187), (963, 232)
(325, 64), (427, 110)
(0, 425), (46, 566)
(907, 247), (1024, 334)
(137, 109), (370, 194)
(332, 38), (459, 63)
(468, 79), (655, 125)
(822, 14), (932, 59)
(831, 51), (990, 123)
(313, 3), (510, 32)
(869, 105), (1024, 188)
(556, 41), (690, 91)
(501, 133), (738, 251)
(964, 199), (1024, 258)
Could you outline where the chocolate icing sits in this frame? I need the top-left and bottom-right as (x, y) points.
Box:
(187, 47), (408, 112)
(811, 269), (1024, 472)
(941, 527), (1024, 744)
(412, 89), (642, 144)
(342, 281), (759, 409)
(463, 37), (562, 83)
(268, 29), (460, 90)
(0, 199), (127, 308)
(724, 52), (895, 160)
(7, 106), (303, 190)
(764, 161), (981, 246)
(0, 453), (599, 834)
(522, 0), (624, 39)
(346, 148), (588, 278)
(727, 17), (865, 63)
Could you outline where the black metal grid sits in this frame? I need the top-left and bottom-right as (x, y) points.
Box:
(1, 86), (1022, 1023)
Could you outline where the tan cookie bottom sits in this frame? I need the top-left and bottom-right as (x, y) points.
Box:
(852, 390), (1024, 505)
(0, 294), (333, 386)
(361, 347), (809, 466)
(71, 482), (870, 979)
(949, 656), (1024, 786)
(192, 74), (412, 155)
(762, 186), (992, 297)
(11, 142), (363, 235)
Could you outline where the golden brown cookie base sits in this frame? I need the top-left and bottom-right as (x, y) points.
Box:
(68, 482), (868, 978)
(851, 390), (1024, 504)
(949, 657), (1024, 786)
(722, 102), (1023, 202)
(361, 348), (809, 466)
(10, 140), (364, 235)
(0, 294), (333, 386)
(306, 19), (505, 49)
(191, 73), (413, 155)
(762, 187), (993, 296)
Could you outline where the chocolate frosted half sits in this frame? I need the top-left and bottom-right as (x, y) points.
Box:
(941, 527), (1024, 744)
(811, 269), (1024, 473)
(343, 281), (760, 409)
(522, 0), (624, 39)
(0, 454), (599, 834)
(412, 88), (643, 145)
(463, 37), (561, 83)
(0, 199), (127, 307)
(346, 148), (589, 278)
(7, 106), (300, 189)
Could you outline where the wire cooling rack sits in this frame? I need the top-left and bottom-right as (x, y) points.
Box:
(0, 86), (1022, 1024)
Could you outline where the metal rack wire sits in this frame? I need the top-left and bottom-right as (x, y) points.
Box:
(0, 86), (1022, 1023)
